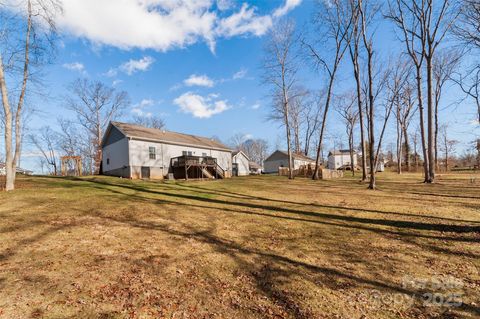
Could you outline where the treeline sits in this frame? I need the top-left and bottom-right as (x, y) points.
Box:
(262, 0), (480, 188)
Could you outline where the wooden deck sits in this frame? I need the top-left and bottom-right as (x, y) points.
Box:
(170, 155), (226, 180)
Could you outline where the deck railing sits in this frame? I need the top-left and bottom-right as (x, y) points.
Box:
(171, 155), (218, 167)
(170, 155), (226, 179)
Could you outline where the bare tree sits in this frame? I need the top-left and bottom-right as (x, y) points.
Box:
(439, 124), (458, 171)
(411, 127), (420, 169)
(358, 0), (383, 189)
(304, 0), (353, 180)
(453, 66), (480, 124)
(455, 0), (480, 49)
(65, 79), (129, 175)
(302, 93), (322, 156)
(336, 92), (359, 174)
(262, 20), (300, 179)
(229, 133), (247, 151)
(433, 49), (462, 170)
(28, 126), (58, 175)
(288, 88), (309, 154)
(132, 115), (165, 130)
(348, 0), (368, 181)
(0, 0), (61, 190)
(395, 76), (416, 174)
(242, 139), (270, 166)
(387, 0), (459, 183)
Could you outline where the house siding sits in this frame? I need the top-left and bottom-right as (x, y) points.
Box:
(264, 155), (315, 174)
(128, 139), (232, 179)
(232, 152), (250, 176)
(328, 153), (358, 170)
(102, 137), (129, 177)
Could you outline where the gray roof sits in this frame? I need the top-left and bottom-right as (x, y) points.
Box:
(106, 122), (232, 152)
(329, 149), (356, 156)
(264, 150), (316, 162)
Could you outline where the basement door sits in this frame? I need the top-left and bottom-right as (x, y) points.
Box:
(141, 166), (150, 179)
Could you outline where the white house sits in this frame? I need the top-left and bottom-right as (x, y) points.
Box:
(327, 150), (358, 170)
(0, 162), (33, 176)
(101, 122), (232, 179)
(263, 150), (316, 174)
(232, 150), (250, 176)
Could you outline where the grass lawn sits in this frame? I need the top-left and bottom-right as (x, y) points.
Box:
(0, 172), (479, 318)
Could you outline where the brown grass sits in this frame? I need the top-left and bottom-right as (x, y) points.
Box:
(0, 172), (479, 318)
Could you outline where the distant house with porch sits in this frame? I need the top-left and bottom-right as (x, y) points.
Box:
(327, 150), (358, 170)
(0, 162), (33, 176)
(101, 122), (232, 179)
(232, 150), (250, 176)
(263, 150), (316, 174)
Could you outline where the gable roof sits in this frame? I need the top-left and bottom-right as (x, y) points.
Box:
(103, 122), (232, 152)
(264, 150), (315, 162)
(232, 150), (250, 160)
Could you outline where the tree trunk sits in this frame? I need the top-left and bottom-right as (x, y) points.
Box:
(434, 93), (439, 172)
(426, 56), (435, 182)
(0, 56), (14, 191)
(403, 126), (410, 171)
(352, 54), (367, 181)
(396, 119), (402, 174)
(415, 66), (430, 183)
(312, 75), (335, 180)
(367, 56), (375, 189)
(349, 129), (355, 176)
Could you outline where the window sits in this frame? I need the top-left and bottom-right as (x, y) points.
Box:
(202, 152), (207, 157)
(182, 151), (187, 155)
(106, 158), (110, 165)
(182, 150), (193, 156)
(149, 147), (156, 160)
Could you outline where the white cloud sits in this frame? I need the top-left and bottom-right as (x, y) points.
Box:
(232, 68), (247, 79)
(13, 0), (301, 53)
(216, 0), (234, 11)
(112, 79), (123, 86)
(131, 98), (155, 117)
(119, 56), (155, 75)
(273, 0), (302, 18)
(105, 56), (155, 77)
(216, 3), (272, 38)
(251, 102), (261, 110)
(173, 92), (230, 118)
(62, 62), (86, 74)
(184, 74), (215, 87)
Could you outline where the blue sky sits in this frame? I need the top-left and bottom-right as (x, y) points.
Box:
(11, 0), (480, 172)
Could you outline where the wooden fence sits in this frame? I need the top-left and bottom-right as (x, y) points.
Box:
(278, 165), (344, 179)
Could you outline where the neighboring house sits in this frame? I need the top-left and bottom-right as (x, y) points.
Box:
(232, 150), (250, 176)
(0, 162), (33, 176)
(263, 150), (316, 174)
(101, 122), (232, 179)
(249, 161), (262, 175)
(327, 150), (358, 170)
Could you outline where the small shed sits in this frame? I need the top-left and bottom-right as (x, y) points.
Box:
(263, 150), (316, 174)
(232, 150), (250, 176)
(327, 150), (358, 170)
(249, 161), (262, 175)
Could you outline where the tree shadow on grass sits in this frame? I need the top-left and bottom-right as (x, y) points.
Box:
(166, 182), (480, 225)
(85, 210), (480, 318)
(78, 178), (480, 235)
(82, 179), (479, 258)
